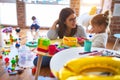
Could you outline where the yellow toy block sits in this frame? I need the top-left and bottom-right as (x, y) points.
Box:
(37, 37), (50, 52)
(63, 36), (77, 47)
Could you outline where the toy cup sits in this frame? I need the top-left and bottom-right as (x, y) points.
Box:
(84, 40), (92, 52)
(48, 45), (57, 55)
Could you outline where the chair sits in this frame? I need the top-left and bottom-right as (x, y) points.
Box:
(112, 34), (120, 50)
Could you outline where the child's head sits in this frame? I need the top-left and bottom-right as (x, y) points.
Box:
(32, 16), (36, 21)
(90, 12), (109, 34)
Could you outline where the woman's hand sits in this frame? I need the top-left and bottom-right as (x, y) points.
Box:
(50, 19), (59, 30)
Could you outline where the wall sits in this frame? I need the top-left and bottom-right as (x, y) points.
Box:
(70, 0), (80, 16)
(16, 0), (80, 28)
(109, 0), (120, 41)
(0, 0), (15, 3)
(16, 0), (26, 28)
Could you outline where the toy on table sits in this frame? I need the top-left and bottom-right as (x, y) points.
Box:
(82, 50), (120, 58)
(48, 45), (58, 55)
(37, 37), (51, 52)
(62, 36), (78, 47)
(101, 50), (120, 58)
(56, 45), (69, 52)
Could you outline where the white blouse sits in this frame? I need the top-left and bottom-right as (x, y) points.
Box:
(90, 33), (108, 48)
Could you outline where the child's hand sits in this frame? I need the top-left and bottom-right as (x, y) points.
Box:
(77, 37), (88, 45)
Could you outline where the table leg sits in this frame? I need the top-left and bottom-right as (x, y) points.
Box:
(35, 54), (43, 80)
(113, 38), (119, 50)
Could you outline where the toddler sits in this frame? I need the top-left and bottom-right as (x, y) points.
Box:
(89, 11), (110, 48)
(30, 16), (40, 39)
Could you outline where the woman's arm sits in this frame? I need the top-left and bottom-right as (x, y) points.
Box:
(47, 20), (59, 40)
(77, 25), (87, 38)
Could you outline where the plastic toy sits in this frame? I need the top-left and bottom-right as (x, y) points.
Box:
(11, 58), (16, 67)
(9, 34), (17, 43)
(9, 71), (17, 75)
(11, 67), (15, 71)
(15, 55), (19, 66)
(37, 38), (51, 52)
(32, 67), (36, 75)
(1, 48), (10, 55)
(4, 34), (17, 45)
(0, 55), (3, 59)
(4, 57), (9, 63)
(56, 45), (69, 52)
(26, 41), (37, 48)
(7, 67), (12, 73)
(8, 68), (24, 75)
(48, 45), (57, 55)
(2, 27), (12, 33)
(10, 34), (14, 43)
(59, 56), (120, 80)
(15, 27), (21, 33)
(63, 36), (77, 47)
(15, 42), (20, 48)
(4, 40), (11, 45)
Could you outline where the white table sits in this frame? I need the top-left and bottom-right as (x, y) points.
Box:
(113, 34), (120, 50)
(50, 47), (119, 78)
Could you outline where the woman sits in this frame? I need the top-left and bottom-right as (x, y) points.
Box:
(47, 7), (86, 40)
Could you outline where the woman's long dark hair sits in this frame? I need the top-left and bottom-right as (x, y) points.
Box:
(57, 7), (77, 39)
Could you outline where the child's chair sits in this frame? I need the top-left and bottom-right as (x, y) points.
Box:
(112, 34), (120, 50)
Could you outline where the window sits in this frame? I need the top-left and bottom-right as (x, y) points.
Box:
(0, 3), (17, 25)
(79, 0), (102, 16)
(77, 0), (102, 30)
(25, 0), (70, 28)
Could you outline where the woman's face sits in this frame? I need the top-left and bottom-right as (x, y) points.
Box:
(65, 13), (77, 29)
